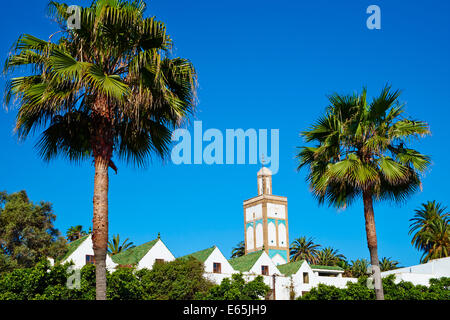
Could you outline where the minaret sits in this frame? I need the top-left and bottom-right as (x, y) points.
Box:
(243, 167), (290, 265)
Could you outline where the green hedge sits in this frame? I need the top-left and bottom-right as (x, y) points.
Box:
(299, 275), (450, 300)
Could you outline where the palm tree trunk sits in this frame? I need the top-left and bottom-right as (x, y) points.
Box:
(363, 190), (384, 300)
(92, 156), (109, 300)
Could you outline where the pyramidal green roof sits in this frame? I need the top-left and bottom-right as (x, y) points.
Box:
(60, 235), (90, 262)
(277, 260), (305, 276)
(112, 239), (159, 265)
(310, 264), (344, 271)
(180, 246), (216, 263)
(228, 250), (264, 272)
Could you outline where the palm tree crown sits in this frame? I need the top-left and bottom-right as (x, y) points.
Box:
(315, 247), (346, 266)
(409, 201), (449, 263)
(66, 225), (87, 242)
(231, 241), (245, 259)
(108, 234), (135, 255)
(289, 236), (321, 264)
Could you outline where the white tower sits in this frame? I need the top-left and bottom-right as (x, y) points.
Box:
(243, 167), (289, 265)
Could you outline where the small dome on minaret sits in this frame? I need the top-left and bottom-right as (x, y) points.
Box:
(257, 167), (272, 176)
(257, 166), (272, 195)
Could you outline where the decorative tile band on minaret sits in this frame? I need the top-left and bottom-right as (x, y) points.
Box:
(243, 167), (290, 265)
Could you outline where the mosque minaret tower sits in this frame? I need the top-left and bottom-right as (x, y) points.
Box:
(243, 166), (290, 265)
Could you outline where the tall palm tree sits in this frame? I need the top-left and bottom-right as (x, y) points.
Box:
(297, 85), (430, 299)
(66, 225), (87, 242)
(409, 201), (450, 263)
(4, 0), (197, 299)
(379, 257), (400, 271)
(289, 236), (321, 264)
(108, 234), (135, 255)
(231, 241), (245, 258)
(315, 247), (346, 266)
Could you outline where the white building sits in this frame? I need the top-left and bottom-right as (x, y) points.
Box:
(60, 168), (449, 299)
(111, 236), (175, 269)
(60, 234), (117, 272)
(381, 256), (450, 286)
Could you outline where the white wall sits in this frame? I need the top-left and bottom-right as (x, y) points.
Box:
(245, 204), (262, 222)
(137, 239), (175, 270)
(381, 257), (450, 286)
(267, 203), (285, 219)
(63, 235), (117, 271)
(248, 252), (280, 276)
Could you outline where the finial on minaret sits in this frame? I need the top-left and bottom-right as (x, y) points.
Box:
(261, 153), (267, 167)
(257, 154), (272, 195)
(157, 232), (161, 239)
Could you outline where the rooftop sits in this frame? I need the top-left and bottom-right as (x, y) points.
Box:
(228, 250), (264, 272)
(277, 260), (305, 276)
(179, 246), (216, 263)
(111, 239), (159, 265)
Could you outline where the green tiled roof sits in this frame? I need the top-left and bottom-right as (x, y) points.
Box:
(228, 250), (264, 272)
(112, 239), (158, 265)
(180, 246), (216, 263)
(277, 260), (305, 276)
(310, 264), (344, 271)
(60, 235), (89, 262)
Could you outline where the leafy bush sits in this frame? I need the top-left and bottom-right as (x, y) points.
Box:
(299, 275), (450, 300)
(197, 273), (271, 300)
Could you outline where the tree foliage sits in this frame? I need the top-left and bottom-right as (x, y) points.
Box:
(0, 191), (67, 273)
(300, 275), (450, 300)
(289, 236), (321, 264)
(230, 241), (245, 259)
(66, 225), (87, 242)
(197, 274), (270, 300)
(409, 201), (449, 263)
(108, 234), (136, 255)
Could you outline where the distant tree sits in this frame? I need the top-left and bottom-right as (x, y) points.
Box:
(108, 234), (135, 255)
(0, 191), (67, 273)
(289, 237), (321, 264)
(409, 201), (449, 263)
(231, 241), (245, 259)
(198, 273), (270, 300)
(66, 225), (87, 242)
(379, 257), (400, 272)
(351, 259), (370, 278)
(136, 257), (214, 300)
(316, 247), (346, 266)
(336, 259), (353, 277)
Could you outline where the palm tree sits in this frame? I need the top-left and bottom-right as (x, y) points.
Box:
(379, 257), (400, 271)
(108, 234), (135, 255)
(409, 201), (450, 263)
(351, 258), (370, 278)
(297, 85), (431, 299)
(231, 241), (245, 258)
(66, 225), (87, 242)
(315, 247), (346, 266)
(4, 0), (197, 299)
(289, 236), (321, 264)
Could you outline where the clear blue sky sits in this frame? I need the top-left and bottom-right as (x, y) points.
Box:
(1, 0), (449, 266)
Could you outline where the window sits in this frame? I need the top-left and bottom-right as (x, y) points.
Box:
(155, 259), (164, 264)
(261, 265), (269, 275)
(85, 255), (95, 265)
(213, 262), (222, 273)
(303, 272), (309, 284)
